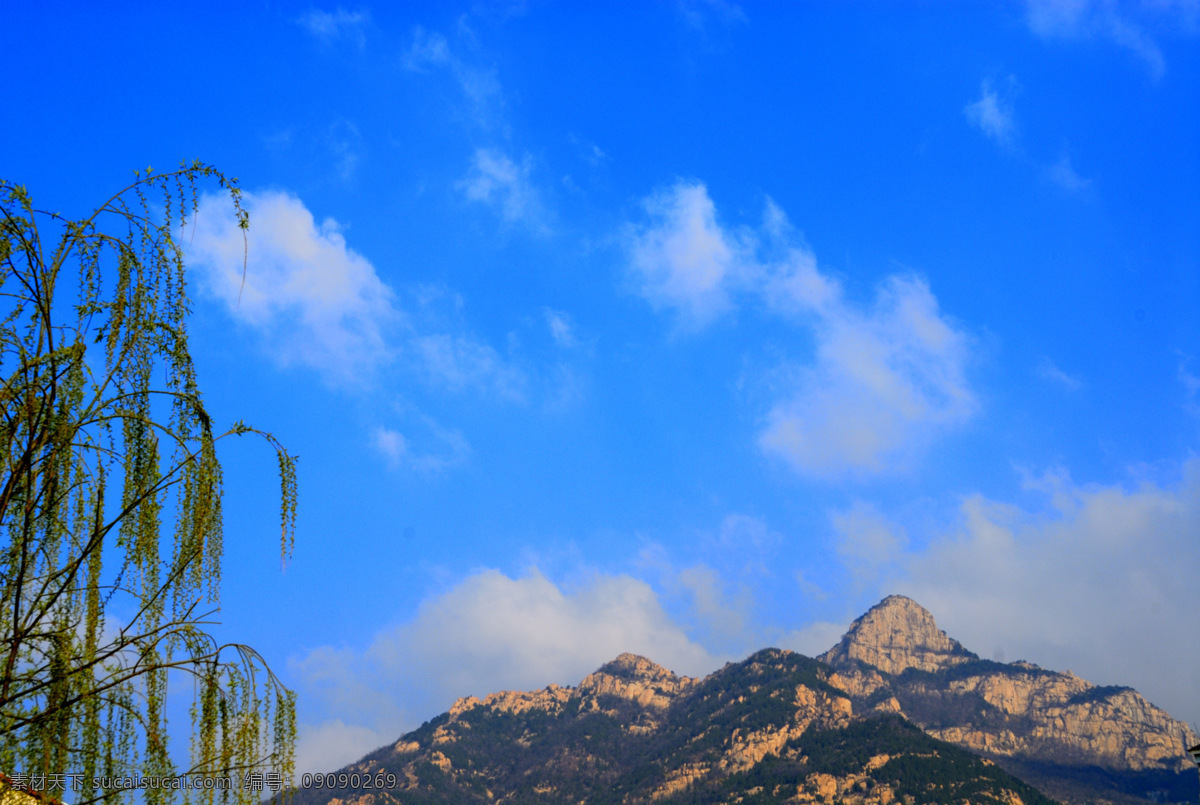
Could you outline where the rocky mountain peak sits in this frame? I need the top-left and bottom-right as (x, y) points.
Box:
(597, 652), (673, 679)
(578, 652), (698, 710)
(819, 594), (975, 676)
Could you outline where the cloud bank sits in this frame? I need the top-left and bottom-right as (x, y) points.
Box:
(287, 460), (1200, 774)
(627, 182), (976, 477)
(872, 460), (1200, 728)
(290, 569), (722, 773)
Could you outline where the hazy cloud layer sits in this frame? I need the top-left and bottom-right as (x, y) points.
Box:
(636, 514), (787, 657)
(290, 570), (722, 772)
(890, 460), (1200, 727)
(627, 182), (976, 477)
(833, 502), (908, 584)
(779, 620), (849, 658)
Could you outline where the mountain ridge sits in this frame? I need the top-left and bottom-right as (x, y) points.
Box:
(294, 649), (1054, 805)
(289, 595), (1198, 805)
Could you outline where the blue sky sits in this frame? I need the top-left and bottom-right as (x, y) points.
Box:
(6, 0), (1199, 773)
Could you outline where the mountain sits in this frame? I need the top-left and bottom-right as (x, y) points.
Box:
(289, 650), (1057, 805)
(817, 596), (1198, 805)
(287, 597), (1198, 805)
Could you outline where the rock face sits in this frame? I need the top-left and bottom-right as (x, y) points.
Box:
(819, 596), (1199, 805)
(286, 595), (1199, 805)
(820, 595), (976, 676)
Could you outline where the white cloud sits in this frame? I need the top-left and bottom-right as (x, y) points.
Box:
(372, 427), (408, 467)
(1045, 154), (1093, 193)
(545, 309), (577, 348)
(290, 569), (722, 771)
(636, 518), (782, 656)
(459, 148), (548, 232)
(289, 643), (400, 734)
(189, 192), (534, 410)
(288, 641), (405, 773)
(893, 460), (1200, 727)
(328, 119), (363, 181)
(627, 182), (741, 328)
(188, 192), (531, 400)
(372, 418), (470, 472)
(401, 284), (532, 400)
(627, 183), (975, 476)
(381, 570), (720, 697)
(1037, 356), (1084, 389)
(755, 201), (842, 316)
(187, 191), (399, 384)
(1025, 0), (1167, 78)
(404, 25), (553, 233)
(759, 275), (975, 477)
(404, 26), (450, 68)
(964, 79), (1017, 148)
(299, 8), (369, 47)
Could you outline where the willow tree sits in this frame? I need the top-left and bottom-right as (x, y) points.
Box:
(0, 164), (297, 805)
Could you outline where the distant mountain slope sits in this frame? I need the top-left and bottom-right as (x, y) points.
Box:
(286, 596), (1199, 805)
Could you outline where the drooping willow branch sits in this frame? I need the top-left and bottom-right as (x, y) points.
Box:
(0, 164), (297, 805)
